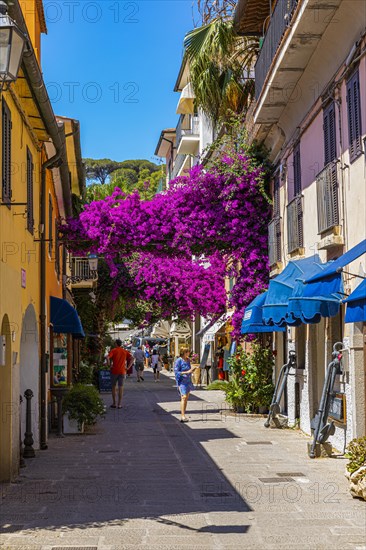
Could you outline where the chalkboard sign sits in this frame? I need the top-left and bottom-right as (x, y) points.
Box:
(98, 370), (112, 392)
(328, 392), (346, 423)
(200, 344), (211, 369)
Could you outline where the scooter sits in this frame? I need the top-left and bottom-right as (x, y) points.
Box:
(309, 342), (343, 458)
(264, 350), (297, 428)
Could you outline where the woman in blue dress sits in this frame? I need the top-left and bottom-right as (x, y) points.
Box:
(174, 348), (198, 422)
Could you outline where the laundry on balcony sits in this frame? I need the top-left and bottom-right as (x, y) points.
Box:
(50, 296), (85, 338)
(343, 279), (366, 323)
(241, 292), (285, 334)
(263, 255), (343, 327)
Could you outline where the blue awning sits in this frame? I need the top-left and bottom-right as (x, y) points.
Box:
(306, 239), (366, 283)
(287, 272), (343, 325)
(50, 296), (85, 338)
(263, 256), (332, 327)
(241, 292), (285, 333)
(344, 279), (366, 323)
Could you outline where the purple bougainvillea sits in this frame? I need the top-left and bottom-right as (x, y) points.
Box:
(62, 148), (270, 339)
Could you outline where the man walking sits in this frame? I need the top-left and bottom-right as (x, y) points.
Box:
(134, 346), (145, 382)
(108, 339), (133, 409)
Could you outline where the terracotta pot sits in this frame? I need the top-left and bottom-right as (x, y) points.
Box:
(191, 364), (201, 385)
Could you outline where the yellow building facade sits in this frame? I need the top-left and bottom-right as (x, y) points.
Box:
(0, 0), (83, 481)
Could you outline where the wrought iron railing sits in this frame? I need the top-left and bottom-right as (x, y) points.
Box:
(287, 195), (303, 253)
(176, 114), (200, 147)
(69, 257), (98, 284)
(316, 161), (339, 234)
(268, 217), (282, 266)
(255, 0), (298, 99)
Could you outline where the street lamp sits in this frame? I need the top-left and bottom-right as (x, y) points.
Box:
(63, 254), (99, 286)
(0, 1), (26, 89)
(88, 254), (98, 273)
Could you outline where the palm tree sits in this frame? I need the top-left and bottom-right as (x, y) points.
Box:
(183, 18), (258, 124)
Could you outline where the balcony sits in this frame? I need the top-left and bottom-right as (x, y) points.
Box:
(68, 257), (98, 289)
(176, 114), (200, 155)
(172, 154), (195, 179)
(316, 161), (340, 236)
(255, 0), (298, 100)
(268, 217), (282, 267)
(287, 195), (304, 254)
(254, 0), (342, 125)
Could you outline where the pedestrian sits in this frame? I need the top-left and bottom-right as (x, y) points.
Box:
(108, 339), (133, 409)
(134, 346), (145, 382)
(174, 347), (198, 422)
(151, 348), (162, 382)
(144, 345), (150, 368)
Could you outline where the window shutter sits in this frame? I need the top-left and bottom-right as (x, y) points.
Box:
(347, 70), (362, 162)
(323, 102), (336, 165)
(26, 148), (34, 233)
(2, 99), (12, 202)
(55, 219), (60, 278)
(48, 196), (53, 256)
(293, 142), (301, 196)
(273, 176), (280, 217)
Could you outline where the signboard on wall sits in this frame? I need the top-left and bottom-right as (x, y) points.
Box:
(53, 333), (68, 386)
(328, 392), (346, 423)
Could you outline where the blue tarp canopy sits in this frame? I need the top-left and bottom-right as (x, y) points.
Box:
(306, 239), (366, 283)
(262, 256), (338, 327)
(241, 292), (286, 334)
(50, 296), (85, 338)
(344, 279), (366, 323)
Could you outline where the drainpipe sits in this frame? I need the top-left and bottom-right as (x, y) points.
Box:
(39, 150), (63, 449)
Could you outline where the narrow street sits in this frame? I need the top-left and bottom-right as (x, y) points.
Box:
(1, 371), (365, 550)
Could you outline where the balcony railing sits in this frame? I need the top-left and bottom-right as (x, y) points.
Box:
(69, 257), (98, 286)
(268, 217), (282, 267)
(287, 195), (303, 254)
(176, 114), (200, 147)
(316, 161), (339, 234)
(255, 0), (298, 100)
(172, 154), (188, 179)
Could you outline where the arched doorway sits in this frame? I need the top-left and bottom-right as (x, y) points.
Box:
(19, 305), (39, 450)
(0, 314), (12, 481)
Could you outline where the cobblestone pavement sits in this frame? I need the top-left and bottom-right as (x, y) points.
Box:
(1, 370), (365, 550)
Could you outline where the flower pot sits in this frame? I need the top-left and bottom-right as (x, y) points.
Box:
(191, 364), (201, 385)
(63, 415), (84, 434)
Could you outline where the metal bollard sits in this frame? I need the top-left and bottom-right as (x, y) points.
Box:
(19, 395), (26, 468)
(23, 389), (35, 458)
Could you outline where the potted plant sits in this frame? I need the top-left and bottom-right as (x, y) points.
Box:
(190, 352), (201, 384)
(226, 341), (274, 413)
(62, 384), (106, 433)
(345, 437), (366, 501)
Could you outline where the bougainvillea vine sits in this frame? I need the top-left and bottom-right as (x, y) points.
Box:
(62, 140), (270, 338)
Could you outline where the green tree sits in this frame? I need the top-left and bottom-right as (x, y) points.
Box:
(84, 158), (122, 185)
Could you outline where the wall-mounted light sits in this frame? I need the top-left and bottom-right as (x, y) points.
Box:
(0, 1), (26, 89)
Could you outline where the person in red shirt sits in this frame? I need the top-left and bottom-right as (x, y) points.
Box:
(108, 339), (133, 409)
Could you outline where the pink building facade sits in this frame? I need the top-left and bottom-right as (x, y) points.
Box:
(235, 0), (366, 452)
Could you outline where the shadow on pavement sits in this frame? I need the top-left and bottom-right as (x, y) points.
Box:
(1, 370), (252, 538)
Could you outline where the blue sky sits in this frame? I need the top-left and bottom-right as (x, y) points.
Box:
(42, 1), (195, 162)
